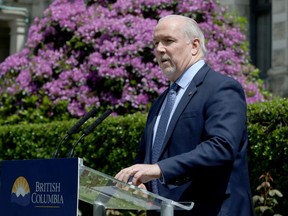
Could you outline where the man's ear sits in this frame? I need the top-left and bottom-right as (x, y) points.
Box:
(191, 38), (200, 56)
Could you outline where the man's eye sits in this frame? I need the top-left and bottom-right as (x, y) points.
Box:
(165, 39), (174, 44)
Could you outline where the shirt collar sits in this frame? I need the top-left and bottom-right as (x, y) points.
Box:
(174, 60), (205, 89)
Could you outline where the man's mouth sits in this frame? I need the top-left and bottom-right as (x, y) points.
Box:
(161, 59), (169, 63)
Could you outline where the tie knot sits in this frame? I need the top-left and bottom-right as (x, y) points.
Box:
(170, 82), (180, 92)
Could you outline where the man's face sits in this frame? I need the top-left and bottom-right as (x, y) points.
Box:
(153, 18), (194, 82)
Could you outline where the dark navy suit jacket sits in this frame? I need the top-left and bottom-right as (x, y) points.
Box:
(135, 64), (255, 215)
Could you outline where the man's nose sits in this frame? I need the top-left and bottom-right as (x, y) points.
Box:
(155, 42), (165, 53)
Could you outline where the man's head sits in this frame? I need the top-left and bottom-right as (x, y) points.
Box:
(153, 15), (206, 82)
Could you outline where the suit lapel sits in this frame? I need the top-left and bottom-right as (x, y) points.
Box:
(145, 88), (169, 163)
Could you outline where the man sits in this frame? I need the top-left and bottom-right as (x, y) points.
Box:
(115, 15), (254, 215)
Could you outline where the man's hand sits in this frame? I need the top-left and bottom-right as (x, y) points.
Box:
(115, 164), (162, 186)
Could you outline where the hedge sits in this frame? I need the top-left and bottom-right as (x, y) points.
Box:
(0, 112), (146, 174)
(0, 98), (287, 214)
(247, 98), (288, 214)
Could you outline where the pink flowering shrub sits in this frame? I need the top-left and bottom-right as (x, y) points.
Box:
(0, 0), (266, 124)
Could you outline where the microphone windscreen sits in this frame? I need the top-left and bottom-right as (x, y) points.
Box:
(66, 107), (98, 135)
(83, 109), (112, 136)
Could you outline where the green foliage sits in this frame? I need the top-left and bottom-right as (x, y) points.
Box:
(248, 98), (288, 215)
(253, 172), (283, 216)
(74, 112), (146, 175)
(0, 91), (71, 125)
(0, 120), (69, 159)
(0, 112), (146, 176)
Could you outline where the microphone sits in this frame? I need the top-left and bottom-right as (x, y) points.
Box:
(66, 107), (98, 136)
(67, 109), (112, 158)
(52, 107), (98, 158)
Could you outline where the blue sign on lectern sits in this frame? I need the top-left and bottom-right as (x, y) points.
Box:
(0, 158), (80, 216)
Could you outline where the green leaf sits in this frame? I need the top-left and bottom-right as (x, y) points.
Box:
(259, 206), (273, 213)
(273, 189), (283, 197)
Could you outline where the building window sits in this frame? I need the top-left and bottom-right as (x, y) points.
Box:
(250, 0), (272, 79)
(0, 24), (10, 62)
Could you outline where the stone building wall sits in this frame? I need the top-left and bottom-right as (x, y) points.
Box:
(0, 0), (51, 60)
(267, 0), (288, 97)
(219, 0), (288, 97)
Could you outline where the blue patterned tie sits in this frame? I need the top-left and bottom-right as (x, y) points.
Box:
(151, 82), (179, 194)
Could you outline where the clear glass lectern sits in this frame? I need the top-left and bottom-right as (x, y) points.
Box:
(79, 160), (194, 216)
